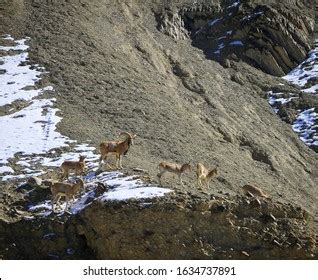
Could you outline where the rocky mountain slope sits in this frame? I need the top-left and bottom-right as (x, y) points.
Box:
(0, 0), (317, 259)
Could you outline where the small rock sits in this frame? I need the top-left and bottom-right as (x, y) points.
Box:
(194, 201), (212, 211)
(241, 251), (250, 257)
(94, 182), (108, 197)
(260, 213), (276, 223)
(231, 73), (244, 85)
(133, 168), (147, 173)
(249, 198), (261, 207)
(272, 240), (282, 247)
(296, 243), (302, 250)
(27, 176), (42, 188)
(229, 53), (239, 61)
(215, 205), (227, 212)
(222, 59), (231, 68)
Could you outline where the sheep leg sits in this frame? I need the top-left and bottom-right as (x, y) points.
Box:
(179, 174), (184, 186)
(56, 196), (63, 210)
(157, 171), (165, 185)
(114, 154), (123, 170)
(64, 198), (69, 212)
(52, 195), (61, 212)
(197, 177), (202, 188)
(60, 170), (67, 180)
(118, 155), (123, 169)
(98, 155), (103, 167)
(206, 179), (210, 189)
(115, 154), (119, 169)
(99, 155), (108, 168)
(51, 196), (56, 212)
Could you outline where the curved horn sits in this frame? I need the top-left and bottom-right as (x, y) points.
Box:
(119, 131), (132, 138)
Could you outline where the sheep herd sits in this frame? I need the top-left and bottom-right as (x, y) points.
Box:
(49, 131), (268, 213)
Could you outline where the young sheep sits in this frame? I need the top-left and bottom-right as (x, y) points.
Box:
(242, 184), (269, 199)
(157, 161), (191, 186)
(196, 163), (218, 189)
(50, 178), (84, 212)
(61, 155), (86, 179)
(99, 131), (137, 169)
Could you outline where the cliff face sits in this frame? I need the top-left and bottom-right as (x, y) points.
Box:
(1, 193), (316, 260)
(157, 0), (315, 76)
(76, 195), (316, 260)
(0, 0), (317, 259)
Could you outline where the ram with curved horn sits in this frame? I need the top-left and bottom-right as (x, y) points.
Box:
(99, 131), (137, 169)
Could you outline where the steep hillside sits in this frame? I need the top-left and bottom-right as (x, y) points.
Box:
(0, 0), (317, 259)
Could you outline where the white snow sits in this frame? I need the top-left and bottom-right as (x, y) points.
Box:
(268, 91), (298, 107)
(303, 84), (318, 93)
(292, 108), (318, 146)
(227, 1), (240, 9)
(208, 18), (221, 27)
(0, 35), (29, 51)
(283, 40), (318, 92)
(28, 171), (172, 216)
(0, 98), (70, 165)
(102, 186), (170, 201)
(2, 171), (45, 181)
(40, 148), (99, 168)
(213, 42), (226, 56)
(74, 144), (96, 152)
(0, 48), (53, 106)
(229, 40), (244, 46)
(216, 36), (227, 41)
(16, 160), (31, 167)
(242, 11), (264, 21)
(98, 172), (171, 201)
(268, 40), (318, 148)
(0, 35), (71, 177)
(0, 165), (14, 174)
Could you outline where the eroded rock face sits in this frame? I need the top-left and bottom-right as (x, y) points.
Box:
(1, 192), (316, 259)
(156, 0), (315, 76)
(72, 194), (316, 259)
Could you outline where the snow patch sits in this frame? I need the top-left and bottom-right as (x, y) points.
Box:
(0, 38), (54, 106)
(2, 171), (45, 181)
(0, 35), (72, 177)
(268, 41), (318, 149)
(229, 40), (244, 46)
(0, 165), (14, 174)
(0, 36), (29, 51)
(283, 40), (318, 92)
(242, 11), (264, 22)
(208, 18), (221, 27)
(292, 108), (318, 146)
(28, 171), (171, 216)
(227, 1), (240, 9)
(0, 99), (70, 165)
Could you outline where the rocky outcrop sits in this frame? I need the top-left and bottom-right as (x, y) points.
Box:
(1, 192), (317, 259)
(156, 0), (315, 76)
(75, 194), (316, 259)
(156, 8), (190, 41)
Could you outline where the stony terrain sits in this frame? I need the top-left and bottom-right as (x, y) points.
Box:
(0, 0), (318, 259)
